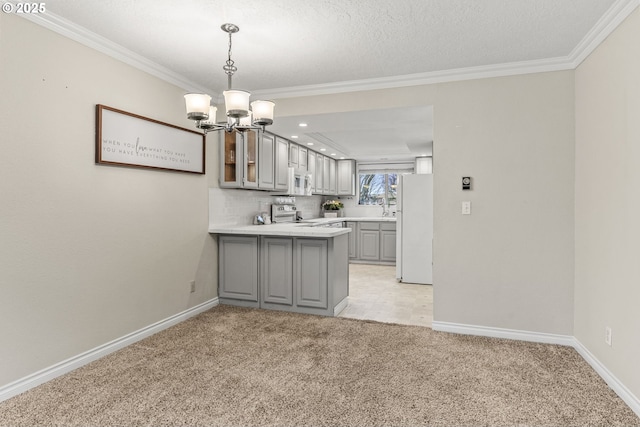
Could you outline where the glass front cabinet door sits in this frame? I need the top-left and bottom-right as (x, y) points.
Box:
(220, 130), (258, 189)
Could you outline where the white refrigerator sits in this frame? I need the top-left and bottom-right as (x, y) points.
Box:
(396, 174), (433, 284)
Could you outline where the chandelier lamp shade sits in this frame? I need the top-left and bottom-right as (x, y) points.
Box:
(184, 23), (275, 133)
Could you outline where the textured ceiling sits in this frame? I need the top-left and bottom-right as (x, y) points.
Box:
(39, 0), (625, 161)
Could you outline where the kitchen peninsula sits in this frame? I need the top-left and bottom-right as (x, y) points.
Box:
(209, 223), (350, 317)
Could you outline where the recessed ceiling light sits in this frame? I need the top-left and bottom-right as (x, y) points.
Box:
(307, 142), (314, 146)
(330, 153), (336, 156)
(299, 123), (308, 127)
(320, 148), (326, 152)
(291, 135), (298, 139)
(340, 157), (345, 160)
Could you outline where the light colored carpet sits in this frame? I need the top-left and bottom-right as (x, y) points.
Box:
(0, 305), (638, 426)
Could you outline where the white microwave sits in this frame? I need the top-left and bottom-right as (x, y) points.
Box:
(288, 167), (313, 196)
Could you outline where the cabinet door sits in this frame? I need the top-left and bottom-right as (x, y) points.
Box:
(289, 143), (299, 168)
(359, 230), (380, 261)
(258, 132), (275, 190)
(219, 236), (258, 301)
(275, 137), (289, 190)
(328, 158), (337, 194)
(346, 222), (357, 259)
(380, 230), (397, 262)
(220, 131), (241, 188)
(295, 239), (328, 309)
(299, 146), (308, 171)
(243, 130), (258, 188)
(315, 154), (324, 194)
(307, 151), (317, 193)
(260, 237), (293, 305)
(337, 160), (355, 196)
(323, 156), (331, 193)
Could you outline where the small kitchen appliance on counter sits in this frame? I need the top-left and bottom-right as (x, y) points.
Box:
(271, 202), (298, 223)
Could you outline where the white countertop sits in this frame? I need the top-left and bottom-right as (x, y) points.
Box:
(209, 217), (395, 237)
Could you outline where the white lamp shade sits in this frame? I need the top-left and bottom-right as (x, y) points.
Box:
(251, 100), (275, 126)
(184, 93), (212, 120)
(198, 106), (218, 131)
(223, 90), (250, 118)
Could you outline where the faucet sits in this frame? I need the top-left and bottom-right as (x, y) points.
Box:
(380, 197), (388, 217)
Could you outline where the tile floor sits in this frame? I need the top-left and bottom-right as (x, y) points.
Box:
(338, 263), (433, 327)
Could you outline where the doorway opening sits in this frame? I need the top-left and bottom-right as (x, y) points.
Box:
(338, 264), (433, 327)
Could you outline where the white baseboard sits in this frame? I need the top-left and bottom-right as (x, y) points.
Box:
(432, 320), (640, 419)
(0, 298), (219, 403)
(573, 338), (640, 418)
(333, 297), (349, 316)
(431, 320), (575, 346)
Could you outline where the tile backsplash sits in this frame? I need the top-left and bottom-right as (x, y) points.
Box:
(208, 188), (323, 226)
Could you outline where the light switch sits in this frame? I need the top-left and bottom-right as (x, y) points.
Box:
(462, 201), (471, 215)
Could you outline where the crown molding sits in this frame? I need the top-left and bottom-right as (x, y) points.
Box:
(569, 0), (639, 67)
(18, 12), (215, 95)
(19, 0), (639, 100)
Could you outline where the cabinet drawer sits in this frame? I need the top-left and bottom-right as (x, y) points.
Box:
(358, 222), (380, 231)
(381, 222), (396, 231)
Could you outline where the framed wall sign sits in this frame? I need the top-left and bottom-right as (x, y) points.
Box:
(96, 104), (205, 174)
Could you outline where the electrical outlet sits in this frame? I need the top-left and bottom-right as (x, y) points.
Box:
(190, 280), (196, 293)
(605, 326), (612, 346)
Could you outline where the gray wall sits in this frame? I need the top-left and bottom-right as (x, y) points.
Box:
(575, 8), (640, 401)
(0, 14), (217, 386)
(272, 72), (576, 336)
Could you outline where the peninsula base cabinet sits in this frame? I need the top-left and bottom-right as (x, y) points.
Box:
(217, 234), (349, 316)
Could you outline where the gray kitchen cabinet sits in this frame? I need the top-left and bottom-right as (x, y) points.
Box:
(289, 143), (299, 168)
(260, 237), (293, 305)
(329, 157), (337, 194)
(275, 136), (289, 191)
(299, 146), (308, 171)
(353, 221), (396, 264)
(323, 156), (331, 194)
(380, 222), (397, 262)
(218, 235), (259, 305)
(295, 238), (329, 309)
(337, 159), (356, 196)
(258, 132), (275, 190)
(358, 223), (380, 261)
(315, 153), (324, 194)
(216, 233), (349, 316)
(308, 150), (317, 193)
(346, 222), (357, 259)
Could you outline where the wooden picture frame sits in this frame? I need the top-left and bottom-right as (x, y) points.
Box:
(96, 104), (205, 174)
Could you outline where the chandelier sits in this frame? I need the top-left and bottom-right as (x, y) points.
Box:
(184, 23), (275, 133)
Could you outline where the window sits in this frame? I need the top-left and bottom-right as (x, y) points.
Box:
(358, 173), (398, 205)
(357, 161), (414, 206)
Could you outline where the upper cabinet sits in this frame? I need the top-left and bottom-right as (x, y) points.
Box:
(328, 157), (337, 195)
(289, 143), (299, 169)
(298, 146), (308, 171)
(220, 132), (347, 195)
(307, 150), (317, 193)
(315, 153), (324, 194)
(274, 136), (289, 191)
(220, 130), (258, 189)
(258, 132), (275, 190)
(337, 159), (356, 196)
(288, 142), (308, 172)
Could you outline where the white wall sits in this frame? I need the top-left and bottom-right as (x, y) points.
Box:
(575, 8), (640, 401)
(0, 14), (216, 387)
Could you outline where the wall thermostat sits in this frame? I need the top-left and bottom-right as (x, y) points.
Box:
(462, 177), (471, 190)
